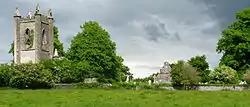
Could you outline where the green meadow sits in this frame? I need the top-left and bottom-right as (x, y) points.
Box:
(1, 89), (250, 107)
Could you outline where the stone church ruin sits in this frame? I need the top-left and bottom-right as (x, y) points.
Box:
(154, 61), (172, 84)
(13, 5), (56, 64)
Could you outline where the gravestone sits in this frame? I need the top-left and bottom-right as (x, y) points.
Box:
(148, 80), (152, 85)
(84, 78), (97, 83)
(154, 61), (172, 84)
(126, 75), (129, 83)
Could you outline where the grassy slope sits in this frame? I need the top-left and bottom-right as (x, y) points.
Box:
(0, 89), (250, 107)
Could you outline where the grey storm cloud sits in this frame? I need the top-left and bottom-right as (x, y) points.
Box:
(0, 0), (250, 78)
(143, 19), (181, 42)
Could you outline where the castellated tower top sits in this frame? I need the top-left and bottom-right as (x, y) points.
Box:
(14, 4), (53, 23)
(13, 4), (54, 64)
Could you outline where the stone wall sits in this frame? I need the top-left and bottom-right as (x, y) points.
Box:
(160, 86), (250, 91)
(53, 84), (250, 91)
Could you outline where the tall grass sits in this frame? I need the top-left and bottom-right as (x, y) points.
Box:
(1, 89), (250, 107)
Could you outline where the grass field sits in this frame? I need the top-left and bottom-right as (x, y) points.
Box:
(1, 89), (250, 107)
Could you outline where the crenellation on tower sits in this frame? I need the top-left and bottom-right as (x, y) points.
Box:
(13, 4), (54, 64)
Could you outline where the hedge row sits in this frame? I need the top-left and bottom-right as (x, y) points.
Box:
(54, 82), (250, 90)
(0, 63), (53, 89)
(0, 59), (92, 89)
(75, 82), (167, 90)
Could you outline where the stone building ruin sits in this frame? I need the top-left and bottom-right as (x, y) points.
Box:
(154, 61), (172, 84)
(13, 4), (54, 64)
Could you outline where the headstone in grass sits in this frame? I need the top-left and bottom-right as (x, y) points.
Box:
(84, 78), (97, 83)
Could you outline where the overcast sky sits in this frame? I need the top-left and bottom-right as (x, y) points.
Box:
(1, 0), (250, 78)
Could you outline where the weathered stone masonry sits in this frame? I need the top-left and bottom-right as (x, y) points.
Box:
(13, 5), (54, 64)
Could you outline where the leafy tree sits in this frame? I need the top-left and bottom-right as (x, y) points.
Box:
(188, 55), (210, 83)
(209, 65), (239, 84)
(8, 26), (65, 57)
(66, 21), (129, 83)
(171, 60), (200, 88)
(216, 8), (250, 78)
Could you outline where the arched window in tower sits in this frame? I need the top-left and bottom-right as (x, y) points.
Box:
(25, 28), (29, 35)
(42, 29), (47, 44)
(24, 28), (30, 44)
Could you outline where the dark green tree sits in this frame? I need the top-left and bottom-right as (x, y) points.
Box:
(66, 21), (129, 83)
(8, 26), (65, 57)
(188, 55), (210, 83)
(53, 26), (65, 57)
(216, 8), (250, 78)
(171, 60), (200, 88)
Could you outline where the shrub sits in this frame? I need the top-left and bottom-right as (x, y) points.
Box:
(187, 55), (210, 83)
(73, 61), (98, 82)
(40, 59), (96, 83)
(209, 65), (239, 84)
(171, 60), (200, 88)
(243, 70), (250, 84)
(0, 64), (12, 86)
(181, 63), (200, 86)
(9, 63), (54, 89)
(40, 59), (78, 83)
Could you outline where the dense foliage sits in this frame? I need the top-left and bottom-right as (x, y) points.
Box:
(171, 60), (200, 88)
(40, 59), (77, 83)
(9, 63), (53, 89)
(209, 65), (239, 84)
(216, 8), (250, 78)
(243, 70), (250, 84)
(0, 64), (12, 87)
(66, 21), (129, 83)
(188, 55), (210, 83)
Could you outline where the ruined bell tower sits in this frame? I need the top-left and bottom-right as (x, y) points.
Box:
(13, 4), (54, 64)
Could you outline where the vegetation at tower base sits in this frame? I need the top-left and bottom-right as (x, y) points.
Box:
(0, 64), (12, 87)
(39, 59), (76, 83)
(8, 26), (65, 57)
(40, 59), (94, 83)
(170, 60), (200, 89)
(209, 65), (239, 84)
(188, 55), (211, 83)
(216, 8), (250, 79)
(9, 63), (53, 89)
(66, 21), (129, 83)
